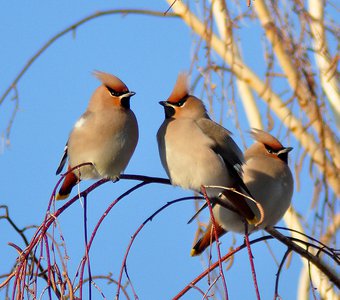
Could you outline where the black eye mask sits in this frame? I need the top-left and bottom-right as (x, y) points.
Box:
(167, 95), (188, 107)
(121, 96), (131, 109)
(164, 105), (175, 118)
(106, 85), (126, 97)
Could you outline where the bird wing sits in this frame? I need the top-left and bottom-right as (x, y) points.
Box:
(56, 143), (68, 175)
(55, 111), (93, 175)
(196, 118), (244, 168)
(194, 118), (257, 223)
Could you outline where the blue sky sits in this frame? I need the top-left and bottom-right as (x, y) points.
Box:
(0, 1), (323, 299)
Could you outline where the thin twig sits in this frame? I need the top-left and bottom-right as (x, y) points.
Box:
(266, 227), (340, 288)
(203, 185), (265, 226)
(244, 227), (261, 300)
(274, 249), (291, 300)
(173, 236), (273, 299)
(116, 196), (201, 299)
(200, 186), (229, 300)
(0, 9), (178, 106)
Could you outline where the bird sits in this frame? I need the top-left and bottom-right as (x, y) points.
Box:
(55, 71), (139, 200)
(191, 129), (294, 256)
(157, 73), (258, 234)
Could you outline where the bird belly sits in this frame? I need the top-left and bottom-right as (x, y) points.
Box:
(68, 115), (138, 180)
(165, 145), (229, 196)
(213, 156), (293, 233)
(158, 120), (231, 196)
(214, 205), (249, 233)
(242, 157), (293, 229)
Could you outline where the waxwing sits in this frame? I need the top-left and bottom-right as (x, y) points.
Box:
(191, 129), (293, 255)
(55, 71), (138, 200)
(157, 73), (257, 227)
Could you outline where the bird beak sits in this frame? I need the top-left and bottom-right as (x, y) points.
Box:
(159, 101), (175, 118)
(125, 91), (136, 98)
(279, 147), (293, 155)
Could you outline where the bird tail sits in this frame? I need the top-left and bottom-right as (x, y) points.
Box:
(220, 188), (258, 225)
(55, 167), (79, 200)
(191, 221), (226, 256)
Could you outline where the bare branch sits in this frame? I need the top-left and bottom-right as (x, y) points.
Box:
(266, 227), (340, 288)
(308, 0), (340, 128)
(165, 0), (340, 195)
(0, 9), (178, 106)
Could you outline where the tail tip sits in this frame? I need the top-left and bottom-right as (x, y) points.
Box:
(246, 216), (260, 225)
(190, 248), (199, 256)
(190, 238), (203, 257)
(55, 193), (69, 201)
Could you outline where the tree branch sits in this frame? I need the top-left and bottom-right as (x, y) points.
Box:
(266, 227), (340, 289)
(0, 9), (178, 106)
(308, 0), (340, 128)
(211, 0), (263, 129)
(166, 0), (340, 195)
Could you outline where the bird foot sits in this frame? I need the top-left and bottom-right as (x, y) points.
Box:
(111, 176), (120, 183)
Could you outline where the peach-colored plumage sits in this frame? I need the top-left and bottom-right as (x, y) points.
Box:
(55, 71), (138, 200)
(191, 129), (293, 256)
(157, 73), (257, 244)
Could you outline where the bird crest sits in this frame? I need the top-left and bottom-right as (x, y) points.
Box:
(250, 129), (284, 151)
(167, 72), (189, 103)
(93, 71), (129, 93)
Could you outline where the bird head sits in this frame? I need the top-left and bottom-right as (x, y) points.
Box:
(90, 71), (135, 110)
(159, 73), (208, 120)
(249, 129), (293, 163)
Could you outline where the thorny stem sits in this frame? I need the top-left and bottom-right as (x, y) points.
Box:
(2, 169), (339, 298)
(116, 196), (202, 299)
(79, 181), (149, 299)
(83, 196), (92, 300)
(74, 274), (131, 299)
(200, 186), (229, 300)
(173, 236), (273, 299)
(2, 167), (171, 298)
(265, 227), (340, 288)
(275, 225), (339, 257)
(173, 227), (340, 298)
(244, 227), (261, 300)
(0, 206), (61, 298)
(274, 249), (292, 299)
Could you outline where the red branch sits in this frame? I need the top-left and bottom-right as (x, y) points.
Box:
(200, 186), (228, 300)
(172, 236), (272, 299)
(116, 196), (202, 299)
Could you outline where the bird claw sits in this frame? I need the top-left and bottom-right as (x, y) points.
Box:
(111, 177), (120, 183)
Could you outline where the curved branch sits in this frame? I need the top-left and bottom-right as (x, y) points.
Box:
(116, 196), (201, 299)
(173, 236), (273, 299)
(78, 182), (149, 299)
(0, 9), (178, 105)
(6, 172), (171, 298)
(283, 207), (340, 299)
(74, 273), (131, 300)
(266, 227), (340, 289)
(274, 248), (292, 299)
(0, 206), (60, 297)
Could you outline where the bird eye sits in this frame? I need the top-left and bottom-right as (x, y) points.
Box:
(265, 145), (275, 154)
(177, 100), (185, 106)
(110, 90), (119, 97)
(176, 97), (187, 107)
(106, 86), (120, 97)
(166, 96), (187, 107)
